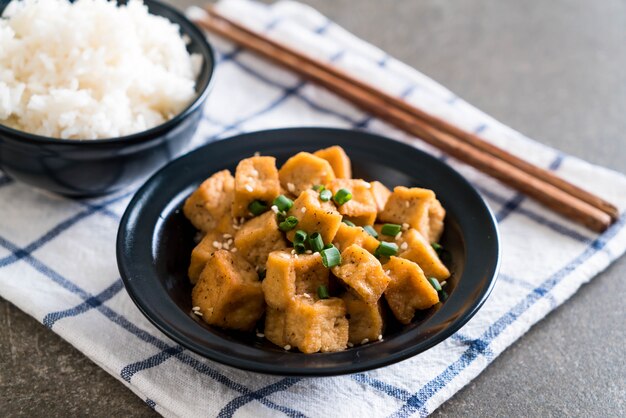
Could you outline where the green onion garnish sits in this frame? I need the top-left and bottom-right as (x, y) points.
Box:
(432, 242), (443, 254)
(381, 223), (402, 236)
(248, 200), (268, 216)
(308, 232), (324, 253)
(342, 219), (356, 227)
(273, 194), (293, 212)
(312, 184), (325, 192)
(321, 245), (341, 268)
(317, 285), (329, 299)
(319, 189), (332, 202)
(294, 243), (306, 254)
(428, 277), (442, 292)
(323, 243), (334, 250)
(294, 230), (307, 243)
(333, 188), (352, 205)
(363, 225), (378, 238)
(258, 269), (267, 280)
(278, 215), (299, 231)
(375, 241), (398, 257)
(439, 290), (449, 301)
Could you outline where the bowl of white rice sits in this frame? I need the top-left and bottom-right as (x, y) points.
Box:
(0, 0), (215, 196)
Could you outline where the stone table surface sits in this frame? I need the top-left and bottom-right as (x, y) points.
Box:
(1, 0), (625, 416)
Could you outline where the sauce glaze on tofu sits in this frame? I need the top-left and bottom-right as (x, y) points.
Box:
(183, 146), (452, 353)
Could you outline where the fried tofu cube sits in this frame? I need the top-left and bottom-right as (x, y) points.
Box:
(383, 256), (439, 324)
(328, 179), (377, 226)
(264, 307), (288, 348)
(285, 190), (342, 243)
(234, 212), (288, 268)
(331, 244), (390, 304)
(232, 156), (280, 218)
(332, 222), (379, 254)
(379, 186), (445, 243)
(370, 181), (392, 213)
(398, 229), (450, 280)
(188, 230), (230, 284)
(183, 170), (234, 233)
(262, 251), (329, 309)
(342, 292), (384, 345)
(284, 297), (348, 353)
(313, 146), (352, 179)
(191, 250), (265, 331)
(278, 152), (336, 195)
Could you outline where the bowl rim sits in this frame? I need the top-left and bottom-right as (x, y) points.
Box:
(0, 0), (215, 145)
(117, 127), (501, 376)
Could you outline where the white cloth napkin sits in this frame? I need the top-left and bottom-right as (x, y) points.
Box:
(1, 0), (625, 416)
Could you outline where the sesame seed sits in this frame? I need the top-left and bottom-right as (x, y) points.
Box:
(250, 169), (259, 176)
(256, 333), (265, 338)
(230, 247), (238, 253)
(347, 342), (354, 348)
(245, 184), (253, 192)
(378, 335), (383, 341)
(291, 249), (296, 255)
(227, 239), (233, 245)
(385, 270), (391, 275)
(192, 306), (200, 311)
(223, 234), (232, 239)
(212, 241), (222, 249)
(364, 182), (371, 189)
(287, 182), (295, 193)
(294, 254), (299, 259)
(232, 224), (240, 230)
(360, 338), (369, 345)
(284, 345), (291, 351)
(303, 292), (311, 298)
(395, 232), (402, 240)
(271, 205), (279, 213)
(441, 281), (447, 287)
(305, 250), (313, 254)
(402, 223), (410, 230)
(400, 242), (408, 251)
(223, 243), (230, 250)
(301, 207), (307, 213)
(194, 311), (203, 316)
(254, 151), (260, 157)
(405, 201), (410, 207)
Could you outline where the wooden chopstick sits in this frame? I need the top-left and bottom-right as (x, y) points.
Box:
(193, 7), (618, 232)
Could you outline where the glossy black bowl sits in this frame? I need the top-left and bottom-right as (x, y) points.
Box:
(117, 128), (500, 376)
(0, 0), (214, 197)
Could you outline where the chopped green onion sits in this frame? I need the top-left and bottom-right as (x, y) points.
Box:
(317, 285), (329, 299)
(294, 243), (306, 254)
(273, 195), (294, 212)
(278, 215), (298, 231)
(432, 242), (443, 254)
(276, 211), (286, 223)
(308, 232), (324, 253)
(294, 230), (308, 243)
(428, 277), (442, 292)
(248, 200), (268, 216)
(363, 225), (378, 238)
(333, 188), (352, 205)
(319, 189), (332, 202)
(342, 219), (356, 227)
(323, 243), (334, 250)
(258, 269), (266, 280)
(321, 245), (341, 268)
(312, 184), (325, 192)
(381, 223), (402, 236)
(439, 290), (449, 301)
(375, 241), (398, 257)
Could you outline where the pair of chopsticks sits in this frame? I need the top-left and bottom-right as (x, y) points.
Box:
(192, 6), (619, 232)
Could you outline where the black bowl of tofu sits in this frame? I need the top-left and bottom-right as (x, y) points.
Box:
(117, 127), (500, 376)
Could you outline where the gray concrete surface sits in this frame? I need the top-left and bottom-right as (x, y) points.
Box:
(1, 0), (625, 416)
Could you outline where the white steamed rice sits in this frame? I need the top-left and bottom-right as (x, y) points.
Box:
(0, 0), (202, 139)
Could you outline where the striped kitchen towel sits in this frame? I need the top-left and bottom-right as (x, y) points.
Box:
(1, 0), (625, 416)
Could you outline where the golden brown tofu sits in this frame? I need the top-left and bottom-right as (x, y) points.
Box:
(262, 251), (329, 309)
(188, 230), (234, 284)
(331, 244), (390, 304)
(342, 292), (384, 345)
(379, 186), (445, 243)
(278, 152), (336, 195)
(232, 156), (280, 218)
(383, 256), (439, 324)
(234, 212), (288, 268)
(332, 222), (379, 254)
(370, 181), (392, 213)
(399, 229), (450, 280)
(191, 250), (265, 331)
(284, 297), (348, 353)
(285, 189), (342, 243)
(264, 307), (288, 348)
(183, 170), (234, 233)
(313, 146), (352, 179)
(328, 179), (377, 226)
